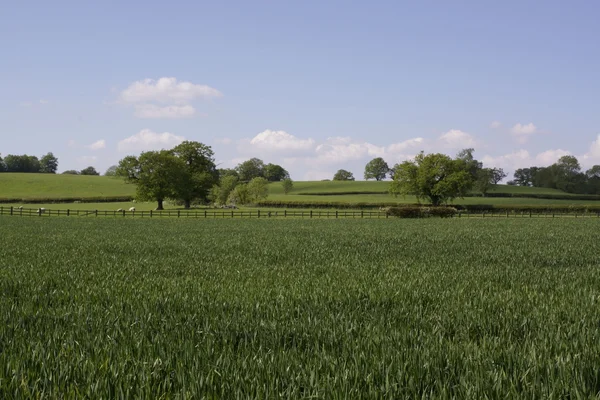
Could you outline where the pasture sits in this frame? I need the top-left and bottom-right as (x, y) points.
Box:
(1, 217), (600, 397)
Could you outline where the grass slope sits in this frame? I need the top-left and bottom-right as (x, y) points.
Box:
(0, 173), (134, 199)
(2, 217), (600, 397)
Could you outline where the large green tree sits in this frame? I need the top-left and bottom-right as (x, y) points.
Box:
(333, 169), (355, 181)
(0, 155), (5, 172)
(4, 155), (40, 172)
(39, 152), (59, 173)
(475, 168), (495, 196)
(116, 151), (184, 210)
(80, 166), (100, 176)
(236, 158), (265, 181)
(390, 152), (474, 206)
(211, 175), (239, 205)
(171, 141), (218, 208)
(264, 163), (289, 181)
(247, 177), (269, 202)
(364, 157), (390, 181)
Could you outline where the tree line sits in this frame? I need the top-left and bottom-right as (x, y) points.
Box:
(116, 142), (293, 210)
(0, 153), (59, 173)
(509, 156), (600, 194)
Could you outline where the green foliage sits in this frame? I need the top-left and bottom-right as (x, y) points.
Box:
(80, 166), (100, 176)
(117, 151), (184, 210)
(227, 183), (250, 205)
(211, 175), (239, 205)
(104, 165), (118, 176)
(4, 154), (41, 172)
(282, 178), (294, 195)
(61, 170), (79, 175)
(247, 177), (269, 202)
(264, 163), (290, 181)
(218, 168), (239, 179)
(476, 168), (495, 196)
(236, 158), (265, 181)
(333, 169), (355, 181)
(39, 152), (59, 173)
(390, 152), (474, 206)
(171, 141), (218, 208)
(386, 206), (423, 218)
(364, 157), (390, 181)
(490, 167), (507, 184)
(0, 155), (5, 172)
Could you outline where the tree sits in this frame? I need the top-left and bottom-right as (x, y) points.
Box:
(211, 175), (239, 205)
(554, 155), (585, 193)
(228, 183), (250, 206)
(80, 166), (100, 176)
(490, 168), (507, 185)
(0, 155), (5, 172)
(364, 157), (390, 181)
(116, 151), (183, 210)
(247, 177), (269, 202)
(513, 168), (533, 186)
(218, 168), (239, 179)
(4, 155), (40, 172)
(389, 152), (474, 206)
(456, 148), (483, 180)
(104, 165), (118, 176)
(282, 178), (293, 195)
(61, 170), (80, 175)
(264, 163), (290, 181)
(236, 158), (265, 181)
(39, 152), (59, 173)
(586, 165), (600, 194)
(333, 169), (355, 181)
(476, 168), (495, 196)
(171, 141), (218, 208)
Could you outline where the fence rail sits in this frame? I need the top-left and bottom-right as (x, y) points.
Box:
(2, 206), (600, 220)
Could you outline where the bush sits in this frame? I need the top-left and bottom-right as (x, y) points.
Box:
(386, 207), (423, 218)
(428, 207), (457, 218)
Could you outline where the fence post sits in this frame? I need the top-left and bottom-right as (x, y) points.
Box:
(204, 210), (207, 218)
(361, 210), (364, 218)
(336, 210), (338, 219)
(284, 210), (287, 218)
(529, 211), (532, 218)
(9, 206), (12, 216)
(310, 210), (312, 218)
(178, 210), (181, 218)
(67, 209), (70, 217)
(258, 210), (261, 218)
(95, 210), (98, 217)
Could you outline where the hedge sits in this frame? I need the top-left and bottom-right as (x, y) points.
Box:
(297, 191), (600, 201)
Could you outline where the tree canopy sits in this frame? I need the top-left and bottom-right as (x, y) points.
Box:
(364, 157), (390, 181)
(80, 166), (100, 176)
(236, 158), (265, 182)
(39, 152), (59, 173)
(333, 169), (355, 181)
(171, 141), (218, 208)
(264, 163), (290, 181)
(390, 151), (474, 206)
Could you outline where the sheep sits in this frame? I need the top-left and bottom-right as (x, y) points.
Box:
(116, 208), (123, 212)
(128, 207), (136, 212)
(37, 208), (46, 214)
(18, 206), (23, 210)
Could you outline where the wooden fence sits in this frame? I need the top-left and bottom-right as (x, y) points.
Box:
(2, 206), (600, 219)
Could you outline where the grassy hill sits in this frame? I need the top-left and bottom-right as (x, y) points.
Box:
(1, 173), (598, 209)
(0, 173), (134, 200)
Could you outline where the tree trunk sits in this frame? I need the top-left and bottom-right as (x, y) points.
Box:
(156, 199), (164, 210)
(184, 199), (191, 209)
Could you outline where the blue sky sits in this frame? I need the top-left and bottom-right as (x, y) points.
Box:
(1, 0), (599, 179)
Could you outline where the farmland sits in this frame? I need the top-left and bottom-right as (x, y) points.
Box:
(2, 217), (600, 397)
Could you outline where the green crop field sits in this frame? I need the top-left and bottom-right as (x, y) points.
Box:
(2, 217), (600, 397)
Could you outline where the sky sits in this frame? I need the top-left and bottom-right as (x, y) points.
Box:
(1, 0), (599, 180)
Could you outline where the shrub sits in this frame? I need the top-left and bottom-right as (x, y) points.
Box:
(386, 207), (423, 218)
(428, 207), (457, 218)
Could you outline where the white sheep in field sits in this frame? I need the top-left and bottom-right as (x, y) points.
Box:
(116, 208), (123, 212)
(18, 206), (23, 209)
(128, 207), (136, 212)
(37, 208), (46, 214)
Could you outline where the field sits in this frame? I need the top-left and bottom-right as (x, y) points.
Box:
(2, 217), (600, 397)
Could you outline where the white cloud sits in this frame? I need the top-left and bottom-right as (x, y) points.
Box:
(535, 149), (570, 166)
(490, 121), (501, 129)
(582, 134), (600, 165)
(134, 104), (196, 119)
(510, 123), (538, 143)
(439, 129), (476, 148)
(39, 99), (49, 104)
(249, 130), (315, 152)
(387, 137), (425, 153)
(314, 137), (385, 164)
(120, 77), (221, 104)
(117, 129), (185, 152)
(87, 140), (106, 150)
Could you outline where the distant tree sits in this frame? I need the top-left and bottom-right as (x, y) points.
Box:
(490, 168), (507, 185)
(264, 163), (290, 181)
(116, 151), (183, 210)
(0, 155), (5, 172)
(390, 152), (474, 206)
(171, 141), (218, 208)
(236, 158), (265, 181)
(476, 168), (495, 196)
(227, 183), (250, 206)
(61, 170), (80, 175)
(211, 175), (239, 205)
(4, 155), (40, 172)
(218, 168), (239, 179)
(364, 157), (390, 181)
(282, 178), (294, 195)
(104, 165), (118, 176)
(456, 148), (482, 180)
(39, 152), (59, 173)
(333, 169), (355, 181)
(586, 165), (600, 194)
(80, 166), (100, 176)
(513, 168), (533, 186)
(506, 180), (517, 186)
(247, 177), (269, 202)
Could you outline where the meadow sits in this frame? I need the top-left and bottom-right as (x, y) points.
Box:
(2, 217), (600, 398)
